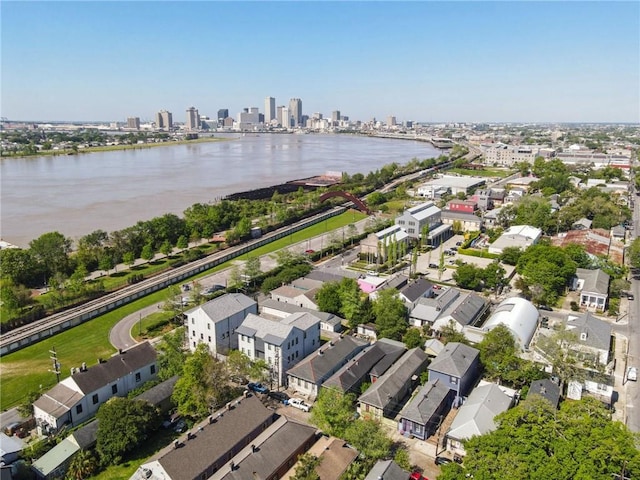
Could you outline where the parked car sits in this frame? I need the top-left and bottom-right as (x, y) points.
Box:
(366, 270), (379, 276)
(203, 284), (225, 295)
(435, 456), (453, 466)
(247, 382), (269, 394)
(455, 241), (463, 246)
(173, 419), (187, 433)
(162, 412), (182, 429)
(305, 249), (315, 255)
(628, 293), (635, 301)
(287, 398), (311, 412)
(628, 367), (637, 382)
(538, 305), (553, 311)
(4, 422), (21, 437)
(410, 472), (428, 480)
(268, 391), (290, 404)
(429, 263), (438, 269)
(181, 284), (191, 292)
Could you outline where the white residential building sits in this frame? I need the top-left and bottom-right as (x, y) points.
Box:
(185, 293), (258, 356)
(416, 176), (486, 199)
(33, 342), (157, 434)
(394, 201), (452, 246)
(236, 312), (321, 386)
(487, 225), (542, 255)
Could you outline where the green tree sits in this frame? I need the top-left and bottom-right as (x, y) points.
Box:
(438, 319), (467, 344)
(176, 235), (189, 250)
(291, 453), (321, 480)
(123, 251), (136, 268)
(316, 282), (342, 315)
(28, 231), (72, 278)
(500, 246), (522, 266)
(482, 261), (507, 292)
(66, 449), (99, 480)
(403, 327), (423, 349)
(160, 240), (173, 257)
(536, 325), (582, 391)
(156, 327), (186, 380)
(17, 390), (40, 418)
(438, 245), (446, 281)
(478, 324), (519, 381)
(452, 263), (484, 291)
(373, 289), (407, 340)
(338, 278), (363, 325)
(453, 396), (640, 479)
(344, 419), (393, 462)
(243, 256), (262, 286)
(96, 397), (161, 465)
(227, 350), (252, 382)
(310, 388), (356, 438)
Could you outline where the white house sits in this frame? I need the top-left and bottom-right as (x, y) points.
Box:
(33, 342), (157, 434)
(487, 225), (542, 255)
(236, 312), (321, 387)
(185, 293), (257, 356)
(575, 268), (610, 312)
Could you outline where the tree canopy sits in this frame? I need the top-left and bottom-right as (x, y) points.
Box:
(440, 396), (640, 480)
(373, 288), (408, 340)
(96, 397), (161, 465)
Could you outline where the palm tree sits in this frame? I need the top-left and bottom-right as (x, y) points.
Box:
(67, 449), (98, 480)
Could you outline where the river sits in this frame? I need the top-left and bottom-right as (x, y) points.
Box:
(0, 133), (441, 247)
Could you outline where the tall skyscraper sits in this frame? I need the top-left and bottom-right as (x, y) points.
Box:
(331, 110), (341, 122)
(277, 106), (284, 126)
(281, 107), (290, 128)
(155, 110), (173, 130)
(217, 109), (229, 125)
(127, 117), (140, 129)
(186, 106), (200, 131)
(265, 96), (276, 124)
(387, 116), (396, 127)
(288, 98), (302, 127)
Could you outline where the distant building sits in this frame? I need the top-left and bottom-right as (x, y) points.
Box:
(289, 98), (302, 127)
(395, 201), (452, 246)
(487, 225), (542, 255)
(155, 110), (173, 130)
(264, 96), (276, 124)
(574, 268), (610, 312)
(359, 224), (410, 262)
(186, 106), (200, 131)
(217, 109), (229, 126)
(387, 115), (396, 127)
(127, 117), (140, 130)
(481, 143), (552, 166)
(331, 110), (341, 124)
(417, 175), (486, 199)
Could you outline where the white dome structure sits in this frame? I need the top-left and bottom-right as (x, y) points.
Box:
(483, 297), (539, 351)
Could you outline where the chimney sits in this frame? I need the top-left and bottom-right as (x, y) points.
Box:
(81, 362), (87, 372)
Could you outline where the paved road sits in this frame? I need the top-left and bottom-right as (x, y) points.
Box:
(107, 217), (372, 350)
(0, 407), (24, 428)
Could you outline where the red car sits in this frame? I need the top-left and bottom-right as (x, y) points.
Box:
(410, 472), (428, 480)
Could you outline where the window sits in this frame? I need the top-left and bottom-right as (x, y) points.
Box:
(76, 404), (83, 414)
(207, 323), (211, 330)
(450, 376), (459, 385)
(191, 318), (194, 324)
(150, 365), (156, 375)
(192, 330), (196, 337)
(112, 384), (118, 394)
(92, 394), (99, 404)
(200, 333), (204, 340)
(135, 372), (141, 383)
(193, 342), (196, 348)
(208, 336), (211, 342)
(295, 337), (299, 345)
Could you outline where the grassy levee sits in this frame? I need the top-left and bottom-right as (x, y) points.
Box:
(0, 210), (367, 410)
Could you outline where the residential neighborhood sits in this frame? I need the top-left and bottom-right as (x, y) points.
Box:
(2, 124), (640, 480)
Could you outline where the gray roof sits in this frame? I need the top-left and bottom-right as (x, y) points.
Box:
(281, 312), (321, 330)
(153, 394), (274, 480)
(71, 419), (99, 449)
(364, 460), (409, 480)
(446, 383), (512, 441)
(369, 339), (407, 378)
(305, 269), (361, 282)
(385, 275), (410, 291)
(399, 278), (434, 303)
(529, 379), (561, 408)
(238, 313), (296, 345)
(70, 341), (157, 395)
(216, 417), (317, 480)
(576, 268), (610, 296)
(187, 293), (257, 323)
(399, 379), (451, 426)
(33, 383), (83, 418)
(428, 342), (479, 378)
(424, 338), (445, 356)
(566, 312), (612, 351)
(322, 341), (405, 394)
(358, 348), (429, 410)
(260, 298), (343, 327)
(134, 376), (179, 408)
(573, 218), (592, 229)
(32, 437), (79, 477)
(440, 210), (483, 222)
(410, 288), (486, 327)
(286, 336), (368, 385)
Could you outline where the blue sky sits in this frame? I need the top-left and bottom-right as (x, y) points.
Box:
(2, 1), (638, 123)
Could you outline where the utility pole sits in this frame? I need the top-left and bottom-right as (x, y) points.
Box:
(49, 347), (61, 383)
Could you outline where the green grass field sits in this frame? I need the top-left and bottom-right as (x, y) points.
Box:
(448, 167), (516, 178)
(0, 209), (367, 410)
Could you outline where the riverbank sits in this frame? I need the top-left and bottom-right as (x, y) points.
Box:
(0, 135), (230, 159)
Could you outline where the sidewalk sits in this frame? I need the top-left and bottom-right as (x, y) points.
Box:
(613, 332), (629, 425)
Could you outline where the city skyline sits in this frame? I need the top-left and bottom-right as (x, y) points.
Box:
(2, 1), (639, 123)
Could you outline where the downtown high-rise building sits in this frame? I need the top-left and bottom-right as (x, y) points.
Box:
(265, 96), (276, 124)
(186, 106), (200, 131)
(217, 109), (229, 125)
(281, 107), (290, 128)
(127, 117), (140, 129)
(288, 98), (302, 127)
(155, 110), (173, 130)
(331, 110), (341, 123)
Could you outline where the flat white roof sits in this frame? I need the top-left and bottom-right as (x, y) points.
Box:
(420, 175), (486, 189)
